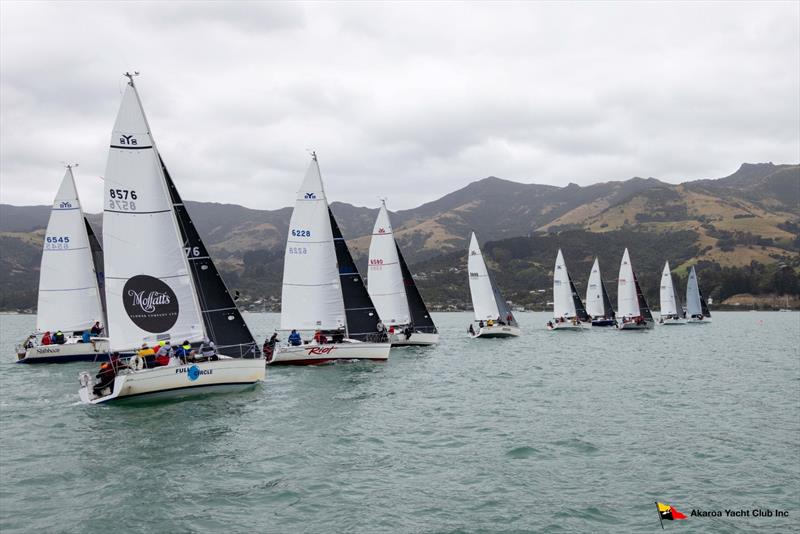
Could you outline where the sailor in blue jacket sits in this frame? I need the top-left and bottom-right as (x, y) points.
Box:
(288, 329), (302, 346)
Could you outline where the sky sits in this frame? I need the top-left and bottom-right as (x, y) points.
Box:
(1, 1), (798, 212)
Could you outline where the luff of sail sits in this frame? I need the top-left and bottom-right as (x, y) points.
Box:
(36, 166), (105, 333)
(280, 156), (345, 332)
(102, 80), (205, 351)
(162, 156), (259, 357)
(617, 248), (640, 318)
(367, 201), (410, 326)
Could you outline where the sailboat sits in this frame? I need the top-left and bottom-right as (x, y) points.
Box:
(16, 165), (109, 363)
(658, 261), (686, 325)
(585, 258), (616, 327)
(78, 74), (264, 404)
(467, 232), (520, 338)
(367, 200), (438, 346)
(686, 266), (712, 324)
(270, 153), (391, 364)
(548, 249), (589, 331)
(616, 248), (654, 330)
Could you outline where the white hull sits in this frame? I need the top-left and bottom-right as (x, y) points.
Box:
(687, 317), (712, 324)
(659, 317), (687, 325)
(389, 332), (439, 346)
(78, 357), (265, 404)
(17, 337), (110, 363)
(547, 322), (585, 331)
(269, 341), (391, 365)
(618, 320), (654, 331)
(470, 324), (520, 338)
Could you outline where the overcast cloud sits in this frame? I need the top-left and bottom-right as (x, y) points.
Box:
(1, 1), (798, 212)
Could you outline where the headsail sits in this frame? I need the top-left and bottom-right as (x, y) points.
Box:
(396, 242), (437, 333)
(36, 166), (105, 333)
(367, 201), (410, 326)
(162, 156), (259, 357)
(102, 78), (205, 351)
(634, 270), (653, 321)
(617, 248), (640, 318)
(84, 217), (107, 329)
(279, 156), (345, 332)
(468, 232), (499, 321)
(329, 207), (384, 340)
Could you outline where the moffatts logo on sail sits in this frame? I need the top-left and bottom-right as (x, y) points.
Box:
(127, 290), (171, 313)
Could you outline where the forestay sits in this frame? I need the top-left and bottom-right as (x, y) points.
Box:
(367, 202), (410, 326)
(280, 157), (345, 332)
(102, 80), (205, 352)
(36, 167), (104, 333)
(617, 248), (640, 318)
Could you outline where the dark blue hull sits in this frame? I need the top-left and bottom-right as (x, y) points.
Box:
(16, 352), (111, 364)
(591, 319), (617, 327)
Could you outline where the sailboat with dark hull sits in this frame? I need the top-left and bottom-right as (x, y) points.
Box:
(585, 258), (616, 327)
(617, 248), (654, 330)
(367, 200), (438, 346)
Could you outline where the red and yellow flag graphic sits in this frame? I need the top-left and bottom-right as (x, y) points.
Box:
(657, 502), (687, 521)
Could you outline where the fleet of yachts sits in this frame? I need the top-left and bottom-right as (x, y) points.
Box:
(13, 75), (712, 405)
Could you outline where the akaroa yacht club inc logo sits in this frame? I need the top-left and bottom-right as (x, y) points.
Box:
(654, 501), (789, 529)
(122, 275), (179, 332)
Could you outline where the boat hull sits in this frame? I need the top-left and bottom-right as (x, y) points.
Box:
(547, 321), (585, 331)
(17, 338), (110, 364)
(590, 319), (617, 327)
(389, 332), (439, 346)
(687, 318), (712, 324)
(618, 320), (654, 331)
(659, 317), (687, 325)
(269, 341), (391, 365)
(470, 325), (520, 338)
(78, 357), (265, 404)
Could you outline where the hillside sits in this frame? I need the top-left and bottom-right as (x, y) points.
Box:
(1, 162), (798, 311)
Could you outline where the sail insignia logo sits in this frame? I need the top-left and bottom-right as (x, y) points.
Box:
(470, 250), (478, 255)
(304, 192), (316, 199)
(122, 275), (179, 333)
(378, 228), (386, 234)
(58, 201), (73, 209)
(118, 134), (138, 145)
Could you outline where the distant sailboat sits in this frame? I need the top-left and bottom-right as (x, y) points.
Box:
(659, 261), (686, 325)
(78, 74), (265, 404)
(270, 153), (391, 364)
(368, 200), (438, 346)
(467, 232), (520, 338)
(585, 258), (616, 327)
(686, 266), (712, 324)
(17, 165), (109, 363)
(616, 248), (654, 330)
(548, 249), (589, 331)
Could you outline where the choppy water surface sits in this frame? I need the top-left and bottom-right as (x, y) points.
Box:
(1, 312), (798, 533)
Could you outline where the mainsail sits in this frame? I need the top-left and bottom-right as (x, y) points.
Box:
(280, 156), (345, 332)
(553, 249), (576, 318)
(585, 258), (605, 318)
(367, 202), (410, 326)
(102, 78), (205, 351)
(617, 248), (640, 318)
(659, 261), (679, 316)
(686, 266), (711, 318)
(162, 157), (259, 357)
(36, 166), (105, 333)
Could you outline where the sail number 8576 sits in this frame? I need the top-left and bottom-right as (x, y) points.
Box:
(108, 189), (138, 212)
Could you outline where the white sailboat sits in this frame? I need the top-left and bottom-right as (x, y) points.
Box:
(270, 153), (391, 364)
(616, 248), (654, 330)
(367, 200), (438, 346)
(659, 261), (686, 325)
(585, 258), (616, 327)
(467, 232), (520, 338)
(686, 266), (712, 324)
(16, 165), (109, 363)
(548, 249), (588, 331)
(78, 74), (264, 404)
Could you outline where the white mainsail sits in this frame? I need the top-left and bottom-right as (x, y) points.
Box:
(102, 79), (205, 352)
(36, 166), (104, 333)
(686, 266), (702, 317)
(617, 248), (640, 318)
(659, 261), (679, 316)
(585, 258), (604, 318)
(468, 232), (500, 321)
(367, 201), (410, 326)
(553, 249), (576, 318)
(280, 156), (345, 331)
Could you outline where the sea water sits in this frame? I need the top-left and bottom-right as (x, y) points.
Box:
(0, 312), (798, 533)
